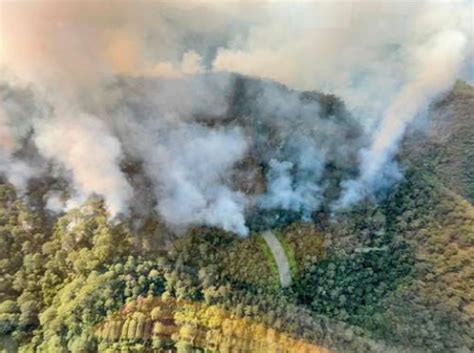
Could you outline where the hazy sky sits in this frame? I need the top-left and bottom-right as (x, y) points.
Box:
(1, 1), (471, 90)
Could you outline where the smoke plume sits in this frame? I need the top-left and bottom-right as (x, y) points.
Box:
(34, 113), (133, 216)
(0, 1), (472, 235)
(338, 29), (468, 206)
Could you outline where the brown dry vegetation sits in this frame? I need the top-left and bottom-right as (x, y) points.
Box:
(96, 297), (332, 353)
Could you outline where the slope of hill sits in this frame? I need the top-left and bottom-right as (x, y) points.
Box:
(0, 81), (472, 353)
(404, 81), (474, 204)
(90, 167), (473, 353)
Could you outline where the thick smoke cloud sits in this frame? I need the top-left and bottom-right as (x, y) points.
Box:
(154, 126), (248, 235)
(338, 29), (468, 206)
(34, 114), (133, 216)
(212, 0), (472, 205)
(100, 74), (361, 234)
(249, 81), (360, 216)
(101, 74), (252, 233)
(0, 1), (472, 235)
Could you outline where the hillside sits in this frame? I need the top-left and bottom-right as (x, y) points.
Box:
(1, 0), (472, 351)
(90, 167), (473, 353)
(404, 81), (474, 203)
(1, 166), (472, 352)
(0, 82), (473, 353)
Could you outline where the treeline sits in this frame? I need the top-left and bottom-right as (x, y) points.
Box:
(96, 297), (332, 353)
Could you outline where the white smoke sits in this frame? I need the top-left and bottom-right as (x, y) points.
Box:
(0, 107), (31, 190)
(0, 151), (36, 192)
(260, 152), (324, 217)
(151, 51), (205, 79)
(155, 126), (248, 235)
(0, 83), (44, 191)
(212, 1), (472, 123)
(100, 74), (252, 233)
(338, 29), (468, 206)
(0, 1), (472, 235)
(34, 113), (133, 217)
(211, 0), (472, 206)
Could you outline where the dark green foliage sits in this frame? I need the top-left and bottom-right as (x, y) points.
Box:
(295, 246), (413, 322)
(0, 153), (473, 353)
(293, 190), (415, 325)
(247, 209), (303, 232)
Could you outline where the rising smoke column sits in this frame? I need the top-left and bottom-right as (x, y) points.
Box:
(34, 113), (133, 216)
(149, 125), (249, 235)
(338, 29), (468, 207)
(105, 74), (250, 235)
(211, 1), (471, 208)
(0, 0), (472, 234)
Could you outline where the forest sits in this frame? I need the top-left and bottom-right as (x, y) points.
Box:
(1, 155), (473, 352)
(0, 32), (472, 352)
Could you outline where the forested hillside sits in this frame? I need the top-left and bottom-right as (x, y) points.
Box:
(1, 0), (472, 351)
(404, 81), (474, 202)
(1, 83), (473, 353)
(1, 168), (472, 352)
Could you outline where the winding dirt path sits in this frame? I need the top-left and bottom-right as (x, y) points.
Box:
(261, 230), (292, 287)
